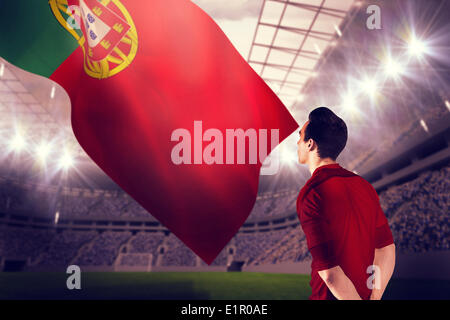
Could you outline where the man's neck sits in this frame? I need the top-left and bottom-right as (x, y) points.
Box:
(308, 158), (337, 175)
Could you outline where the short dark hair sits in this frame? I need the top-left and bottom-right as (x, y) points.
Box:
(304, 107), (347, 161)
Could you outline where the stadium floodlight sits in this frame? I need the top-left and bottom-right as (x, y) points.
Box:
(360, 78), (378, 97)
(384, 57), (404, 78)
(445, 100), (450, 111)
(50, 85), (56, 99)
(420, 119), (429, 133)
(9, 132), (26, 152)
(36, 142), (51, 163)
(342, 94), (357, 110)
(280, 145), (298, 166)
(314, 43), (322, 55)
(334, 24), (342, 37)
(59, 149), (74, 170)
(408, 36), (427, 58)
(295, 94), (304, 103)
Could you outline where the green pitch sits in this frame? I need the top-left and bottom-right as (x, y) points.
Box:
(0, 272), (311, 300)
(0, 272), (448, 299)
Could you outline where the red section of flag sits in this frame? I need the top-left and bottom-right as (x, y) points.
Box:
(51, 0), (298, 264)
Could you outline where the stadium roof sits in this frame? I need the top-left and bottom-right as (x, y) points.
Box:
(247, 0), (358, 109)
(0, 60), (85, 157)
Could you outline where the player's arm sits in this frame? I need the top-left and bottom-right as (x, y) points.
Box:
(318, 265), (362, 300)
(370, 243), (396, 300)
(370, 188), (396, 300)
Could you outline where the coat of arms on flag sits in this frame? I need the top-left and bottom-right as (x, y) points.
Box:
(49, 0), (138, 79)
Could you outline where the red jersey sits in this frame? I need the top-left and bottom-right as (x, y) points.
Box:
(296, 163), (394, 300)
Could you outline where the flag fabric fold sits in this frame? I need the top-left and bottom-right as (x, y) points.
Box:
(0, 0), (298, 264)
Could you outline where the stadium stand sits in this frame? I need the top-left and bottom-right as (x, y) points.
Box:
(117, 254), (152, 269)
(128, 231), (165, 262)
(73, 231), (132, 266)
(161, 233), (196, 267)
(0, 164), (448, 270)
(347, 104), (448, 172)
(31, 230), (98, 269)
(0, 226), (55, 263)
(251, 165), (449, 265)
(234, 229), (292, 264)
(0, 178), (299, 220)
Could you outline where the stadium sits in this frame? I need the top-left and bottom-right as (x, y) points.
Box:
(0, 0), (449, 300)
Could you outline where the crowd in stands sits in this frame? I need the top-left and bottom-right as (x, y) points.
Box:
(118, 254), (151, 268)
(379, 166), (449, 253)
(346, 104), (448, 171)
(249, 227), (310, 266)
(32, 230), (98, 269)
(250, 191), (298, 219)
(252, 165), (449, 265)
(0, 178), (299, 220)
(114, 232), (165, 268)
(59, 194), (150, 219)
(0, 165), (448, 269)
(73, 231), (132, 266)
(0, 227), (54, 263)
(161, 233), (196, 267)
(234, 229), (291, 264)
(128, 232), (165, 258)
(0, 180), (53, 216)
(208, 246), (229, 266)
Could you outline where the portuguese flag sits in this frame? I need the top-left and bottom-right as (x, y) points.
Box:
(0, 0), (298, 264)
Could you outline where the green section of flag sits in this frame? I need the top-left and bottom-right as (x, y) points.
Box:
(0, 0), (79, 78)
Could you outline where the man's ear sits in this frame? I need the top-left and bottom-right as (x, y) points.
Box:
(308, 139), (318, 152)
